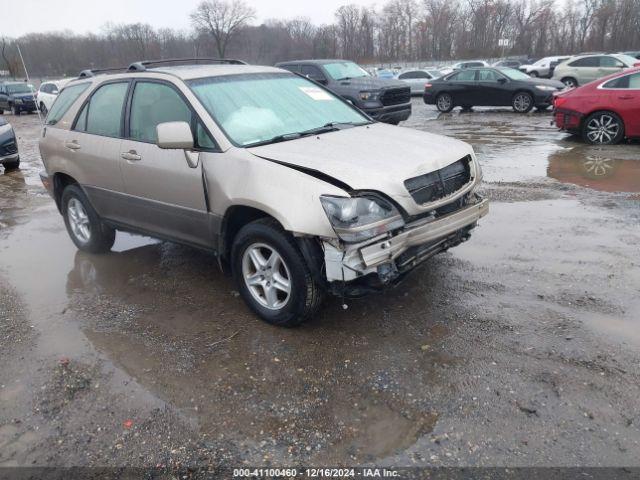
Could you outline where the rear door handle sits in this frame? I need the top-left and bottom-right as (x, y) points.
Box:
(65, 140), (81, 150)
(121, 150), (142, 161)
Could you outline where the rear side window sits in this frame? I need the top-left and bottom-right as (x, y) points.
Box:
(451, 70), (476, 81)
(75, 82), (128, 137)
(569, 57), (598, 67)
(603, 73), (640, 89)
(129, 82), (191, 143)
(46, 83), (90, 125)
(600, 56), (624, 68)
(478, 69), (501, 81)
(400, 71), (430, 79)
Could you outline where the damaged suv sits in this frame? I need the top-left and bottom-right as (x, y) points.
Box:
(39, 59), (488, 326)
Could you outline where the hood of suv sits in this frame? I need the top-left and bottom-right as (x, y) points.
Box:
(248, 123), (474, 212)
(334, 76), (409, 91)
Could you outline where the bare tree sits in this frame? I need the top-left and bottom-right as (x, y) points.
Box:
(190, 0), (255, 58)
(1, 38), (18, 77)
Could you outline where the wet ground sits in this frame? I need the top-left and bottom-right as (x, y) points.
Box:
(1, 101), (639, 473)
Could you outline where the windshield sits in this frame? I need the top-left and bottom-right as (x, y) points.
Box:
(323, 62), (369, 81)
(189, 73), (369, 147)
(501, 68), (532, 81)
(6, 83), (33, 94)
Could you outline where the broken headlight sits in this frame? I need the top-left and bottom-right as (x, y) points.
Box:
(320, 194), (405, 243)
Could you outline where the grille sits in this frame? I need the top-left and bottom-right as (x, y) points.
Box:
(381, 87), (411, 106)
(0, 140), (17, 156)
(405, 156), (471, 205)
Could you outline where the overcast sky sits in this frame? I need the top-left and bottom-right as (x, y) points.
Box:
(4, 0), (379, 37)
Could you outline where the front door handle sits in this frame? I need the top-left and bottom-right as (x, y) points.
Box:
(618, 95), (634, 100)
(121, 150), (142, 161)
(65, 140), (81, 150)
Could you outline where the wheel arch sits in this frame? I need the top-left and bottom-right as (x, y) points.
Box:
(52, 172), (80, 212)
(219, 205), (285, 270)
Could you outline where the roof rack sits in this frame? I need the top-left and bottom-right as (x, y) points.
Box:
(127, 58), (247, 72)
(78, 66), (130, 78)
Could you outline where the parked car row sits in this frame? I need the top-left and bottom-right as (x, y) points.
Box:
(0, 78), (72, 116)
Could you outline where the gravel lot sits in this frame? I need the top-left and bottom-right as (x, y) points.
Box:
(1, 101), (639, 474)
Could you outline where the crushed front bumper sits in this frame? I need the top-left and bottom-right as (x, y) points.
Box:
(323, 197), (489, 295)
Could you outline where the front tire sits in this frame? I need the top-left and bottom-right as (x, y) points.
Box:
(231, 218), (323, 327)
(435, 93), (454, 113)
(562, 77), (578, 89)
(2, 158), (20, 171)
(39, 102), (47, 116)
(582, 111), (624, 145)
(61, 184), (115, 254)
(512, 92), (534, 113)
(529, 71), (539, 78)
(11, 104), (20, 115)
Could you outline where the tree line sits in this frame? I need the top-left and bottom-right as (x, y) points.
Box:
(1, 0), (639, 78)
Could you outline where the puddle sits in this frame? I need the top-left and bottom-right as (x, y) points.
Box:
(547, 146), (640, 193)
(454, 200), (640, 346)
(406, 99), (640, 186)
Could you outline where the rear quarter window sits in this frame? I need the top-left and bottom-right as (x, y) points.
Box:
(46, 82), (91, 126)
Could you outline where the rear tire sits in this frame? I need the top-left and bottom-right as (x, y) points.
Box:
(61, 184), (115, 254)
(512, 92), (534, 113)
(39, 103), (47, 116)
(435, 93), (454, 113)
(529, 71), (539, 78)
(11, 104), (20, 115)
(231, 218), (324, 327)
(581, 111), (624, 145)
(2, 158), (20, 171)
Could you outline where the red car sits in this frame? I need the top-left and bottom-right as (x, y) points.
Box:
(553, 66), (640, 144)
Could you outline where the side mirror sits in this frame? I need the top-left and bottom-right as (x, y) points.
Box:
(52, 89), (59, 95)
(635, 62), (640, 67)
(498, 77), (507, 84)
(157, 121), (194, 150)
(157, 121), (199, 168)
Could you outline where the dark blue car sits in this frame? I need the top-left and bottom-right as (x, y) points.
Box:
(0, 81), (37, 115)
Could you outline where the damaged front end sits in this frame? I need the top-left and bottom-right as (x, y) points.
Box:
(313, 153), (489, 298)
(321, 193), (488, 297)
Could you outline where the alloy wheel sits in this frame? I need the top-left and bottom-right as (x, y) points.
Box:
(513, 93), (532, 112)
(67, 198), (91, 244)
(242, 242), (291, 310)
(437, 94), (452, 112)
(585, 114), (620, 144)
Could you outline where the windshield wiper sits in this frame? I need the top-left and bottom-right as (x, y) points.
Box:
(245, 122), (368, 148)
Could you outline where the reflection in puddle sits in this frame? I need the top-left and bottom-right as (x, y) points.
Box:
(547, 146), (640, 193)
